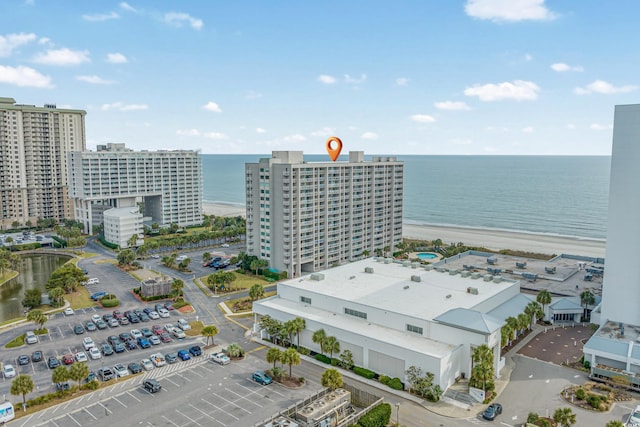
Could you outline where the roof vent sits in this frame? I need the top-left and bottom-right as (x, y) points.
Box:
(460, 271), (471, 278)
(384, 258), (392, 264)
(402, 261), (411, 267)
(449, 269), (459, 276)
(467, 287), (479, 295)
(471, 272), (480, 279)
(484, 275), (493, 282)
(403, 285), (410, 290)
(493, 276), (503, 283)
(411, 275), (421, 282)
(364, 267), (374, 273)
(424, 265), (434, 271)
(436, 267), (447, 273)
(349, 275), (356, 280)
(446, 294), (452, 299)
(310, 273), (324, 281)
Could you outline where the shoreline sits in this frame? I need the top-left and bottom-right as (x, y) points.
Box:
(202, 202), (606, 258)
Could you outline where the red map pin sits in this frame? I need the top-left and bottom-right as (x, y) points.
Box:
(326, 136), (343, 161)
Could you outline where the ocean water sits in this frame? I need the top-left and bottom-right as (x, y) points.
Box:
(202, 155), (610, 240)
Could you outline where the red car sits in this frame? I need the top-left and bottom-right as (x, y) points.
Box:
(112, 310), (123, 319)
(62, 354), (74, 365)
(152, 325), (164, 335)
(159, 332), (172, 343)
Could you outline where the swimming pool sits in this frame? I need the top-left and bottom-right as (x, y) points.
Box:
(416, 252), (438, 260)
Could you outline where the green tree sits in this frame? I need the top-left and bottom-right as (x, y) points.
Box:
(553, 407), (577, 427)
(266, 347), (282, 370)
(27, 309), (47, 330)
(500, 323), (513, 348)
(178, 258), (191, 272)
(536, 289), (552, 319)
(22, 289), (42, 308)
(324, 336), (340, 359)
(338, 349), (354, 370)
(281, 347), (301, 378)
(249, 283), (264, 301)
(524, 301), (543, 329)
(117, 249), (136, 267)
(260, 316), (285, 345)
(10, 374), (34, 405)
(292, 317), (306, 349)
(471, 344), (494, 392)
(69, 362), (89, 388)
(127, 234), (138, 248)
(171, 279), (185, 299)
(321, 368), (344, 390)
(581, 290), (596, 320)
(52, 365), (70, 385)
(226, 343), (244, 358)
(250, 259), (268, 275)
(202, 325), (219, 346)
(312, 329), (327, 355)
(202, 252), (212, 264)
(283, 320), (297, 348)
(48, 287), (65, 307)
(47, 264), (86, 291)
(505, 316), (518, 341)
(606, 421), (624, 427)
(135, 245), (148, 259)
(517, 313), (529, 336)
(207, 270), (235, 293)
(405, 365), (436, 398)
(361, 249), (370, 258)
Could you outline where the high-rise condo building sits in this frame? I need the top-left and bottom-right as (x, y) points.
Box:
(0, 97), (86, 229)
(68, 143), (202, 238)
(245, 150), (403, 278)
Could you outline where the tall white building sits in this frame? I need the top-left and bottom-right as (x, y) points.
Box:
(103, 206), (143, 249)
(0, 97), (86, 229)
(599, 104), (640, 326)
(245, 151), (403, 277)
(68, 143), (202, 235)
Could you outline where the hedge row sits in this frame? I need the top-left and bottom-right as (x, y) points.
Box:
(379, 375), (403, 390)
(315, 354), (331, 364)
(98, 235), (118, 249)
(353, 366), (376, 379)
(356, 403), (391, 427)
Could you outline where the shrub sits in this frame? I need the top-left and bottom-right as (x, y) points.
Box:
(357, 403), (391, 427)
(353, 366), (376, 379)
(379, 375), (390, 385)
(583, 360), (591, 369)
(330, 358), (340, 366)
(100, 297), (120, 308)
(298, 347), (310, 356)
(527, 412), (539, 423)
(83, 380), (99, 390)
(387, 378), (404, 390)
(575, 388), (586, 400)
(298, 377), (305, 383)
(587, 394), (602, 409)
(315, 354), (331, 364)
(173, 300), (189, 309)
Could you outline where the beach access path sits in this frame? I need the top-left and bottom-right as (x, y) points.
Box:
(203, 202), (606, 258)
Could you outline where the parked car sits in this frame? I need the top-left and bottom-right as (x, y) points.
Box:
(163, 302), (175, 311)
(91, 314), (102, 323)
(107, 335), (121, 346)
(113, 364), (129, 378)
(221, 243), (230, 248)
(143, 378), (161, 393)
(154, 303), (164, 312)
(128, 362), (143, 374)
(130, 329), (143, 339)
(48, 357), (60, 369)
(149, 335), (161, 345)
(89, 347), (102, 360)
(482, 403), (503, 421)
(62, 354), (74, 365)
(85, 321), (97, 332)
(119, 332), (132, 342)
(82, 337), (95, 350)
(31, 350), (43, 363)
(113, 342), (126, 353)
(95, 319), (108, 330)
(189, 345), (202, 357)
(148, 311), (160, 320)
(628, 405), (640, 426)
(150, 353), (166, 367)
(141, 358), (154, 371)
(98, 367), (114, 381)
(108, 318), (120, 328)
(139, 312), (150, 322)
(101, 343), (114, 356)
(210, 352), (230, 365)
(157, 308), (170, 318)
(137, 337), (151, 349)
(177, 319), (191, 331)
(140, 327), (153, 338)
(73, 324), (85, 335)
(165, 353), (178, 364)
(152, 325), (164, 335)
(177, 350), (191, 361)
(17, 355), (30, 366)
(85, 372), (97, 383)
(171, 328), (186, 339)
(90, 292), (106, 301)
(63, 307), (75, 316)
(112, 310), (123, 319)
(118, 317), (130, 326)
(159, 332), (172, 343)
(252, 371), (272, 385)
(25, 330), (38, 344)
(75, 351), (88, 363)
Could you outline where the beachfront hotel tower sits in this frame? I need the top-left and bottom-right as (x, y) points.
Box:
(245, 150), (403, 278)
(0, 97), (86, 229)
(68, 143), (202, 238)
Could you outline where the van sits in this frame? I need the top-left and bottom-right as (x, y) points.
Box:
(86, 278), (99, 285)
(25, 331), (38, 344)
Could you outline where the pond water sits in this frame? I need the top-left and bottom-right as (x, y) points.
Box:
(0, 254), (71, 322)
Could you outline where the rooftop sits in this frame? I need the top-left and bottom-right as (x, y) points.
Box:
(585, 320), (640, 359)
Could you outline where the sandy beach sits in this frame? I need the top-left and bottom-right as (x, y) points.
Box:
(203, 202), (606, 258)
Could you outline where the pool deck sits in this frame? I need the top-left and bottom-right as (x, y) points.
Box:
(407, 251), (443, 263)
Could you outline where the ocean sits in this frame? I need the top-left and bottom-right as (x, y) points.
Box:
(202, 155), (610, 240)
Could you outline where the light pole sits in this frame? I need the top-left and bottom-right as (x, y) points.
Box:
(395, 403), (400, 426)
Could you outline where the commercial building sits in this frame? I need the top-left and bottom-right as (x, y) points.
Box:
(103, 206), (143, 249)
(68, 143), (202, 241)
(245, 151), (403, 277)
(253, 257), (526, 392)
(0, 97), (86, 229)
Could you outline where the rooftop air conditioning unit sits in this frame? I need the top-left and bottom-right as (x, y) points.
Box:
(493, 276), (503, 283)
(402, 261), (411, 267)
(449, 269), (459, 275)
(484, 275), (493, 282)
(364, 267), (374, 274)
(411, 275), (421, 282)
(436, 267), (446, 273)
(461, 271), (471, 278)
(471, 272), (481, 279)
(384, 258), (391, 264)
(310, 273), (324, 281)
(412, 262), (420, 269)
(467, 287), (479, 295)
(424, 265), (434, 271)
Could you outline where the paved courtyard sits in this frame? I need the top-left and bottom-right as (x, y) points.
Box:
(518, 323), (595, 365)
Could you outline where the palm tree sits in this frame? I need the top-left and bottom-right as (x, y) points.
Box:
(500, 324), (513, 348)
(27, 309), (47, 330)
(266, 347), (282, 369)
(553, 407), (577, 426)
(10, 374), (34, 405)
(580, 290), (596, 321)
(536, 289), (552, 320)
(69, 362), (89, 389)
(312, 329), (327, 355)
(127, 234), (138, 248)
(472, 361), (492, 392)
(517, 313), (529, 336)
(524, 301), (542, 329)
(292, 317), (306, 349)
(52, 365), (70, 385)
(225, 343), (244, 358)
(202, 325), (219, 346)
(283, 320), (297, 347)
(281, 347), (301, 378)
(171, 279), (185, 299)
(324, 336), (340, 359)
(321, 369), (344, 390)
(506, 316), (518, 341)
(361, 250), (370, 258)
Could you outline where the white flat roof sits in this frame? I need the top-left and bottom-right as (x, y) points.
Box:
(256, 297), (456, 358)
(283, 258), (518, 320)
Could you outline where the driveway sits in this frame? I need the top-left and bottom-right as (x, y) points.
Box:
(517, 323), (594, 366)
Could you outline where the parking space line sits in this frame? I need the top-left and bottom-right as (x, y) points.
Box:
(83, 407), (98, 420)
(98, 401), (112, 415)
(175, 372), (192, 382)
(164, 376), (181, 387)
(112, 396), (128, 408)
(200, 396), (243, 418)
(67, 413), (82, 426)
(126, 390), (141, 402)
(162, 415), (180, 426)
(176, 409), (202, 426)
(223, 387), (263, 409)
(188, 403), (226, 426)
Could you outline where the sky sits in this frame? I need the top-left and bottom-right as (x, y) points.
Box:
(0, 0), (638, 156)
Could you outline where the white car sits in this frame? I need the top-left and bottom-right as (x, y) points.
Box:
(2, 364), (16, 378)
(75, 351), (88, 362)
(177, 319), (191, 331)
(63, 308), (75, 316)
(150, 353), (166, 367)
(157, 308), (170, 318)
(113, 364), (129, 378)
(221, 243), (230, 248)
(130, 329), (143, 339)
(210, 352), (230, 365)
(164, 323), (175, 333)
(91, 314), (102, 323)
(89, 347), (102, 360)
(25, 331), (38, 344)
(171, 328), (186, 339)
(629, 405), (640, 426)
(148, 311), (160, 320)
(141, 359), (154, 371)
(82, 337), (95, 350)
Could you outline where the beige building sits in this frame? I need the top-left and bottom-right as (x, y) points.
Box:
(0, 97), (86, 229)
(245, 151), (403, 278)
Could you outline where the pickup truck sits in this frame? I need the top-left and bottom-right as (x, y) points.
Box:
(150, 353), (166, 367)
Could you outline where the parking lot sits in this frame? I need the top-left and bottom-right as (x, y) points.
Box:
(17, 354), (323, 427)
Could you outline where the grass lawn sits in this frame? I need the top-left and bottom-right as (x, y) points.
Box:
(199, 271), (270, 292)
(185, 320), (204, 337)
(223, 291), (276, 313)
(66, 287), (95, 309)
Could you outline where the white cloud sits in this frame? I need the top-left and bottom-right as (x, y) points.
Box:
(202, 101), (222, 112)
(33, 48), (90, 66)
(245, 90), (262, 99)
(524, 53), (533, 61)
(119, 2), (136, 12)
(395, 77), (409, 86)
(38, 37), (51, 45)
(464, 80), (540, 101)
(310, 127), (334, 137)
(106, 52), (127, 63)
(434, 101), (470, 110)
(82, 12), (120, 22)
(176, 129), (200, 136)
(76, 75), (114, 85)
(411, 114), (436, 123)
(101, 102), (148, 111)
(318, 74), (336, 85)
(256, 128), (266, 134)
(283, 134), (306, 142)
(522, 126), (534, 133)
(465, 0), (556, 22)
(344, 73), (366, 84)
(0, 65), (53, 88)
(567, 123), (576, 130)
(451, 138), (473, 145)
(590, 123), (613, 131)
(361, 131), (378, 140)
(164, 12), (203, 30)
(574, 80), (638, 95)
(203, 132), (227, 140)
(550, 62), (584, 72)
(0, 32), (37, 57)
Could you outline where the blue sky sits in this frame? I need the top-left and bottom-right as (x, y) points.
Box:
(0, 0), (638, 155)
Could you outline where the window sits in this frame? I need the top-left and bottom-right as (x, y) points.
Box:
(300, 296), (311, 304)
(344, 307), (367, 319)
(406, 324), (423, 335)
